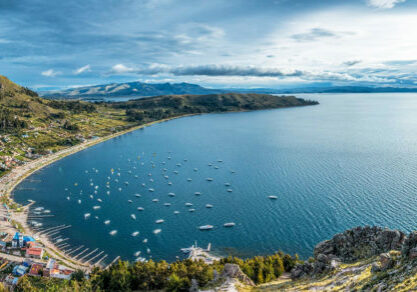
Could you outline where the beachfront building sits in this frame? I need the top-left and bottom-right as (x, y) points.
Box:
(11, 232), (23, 248)
(28, 263), (44, 277)
(44, 259), (73, 280)
(26, 247), (44, 259)
(12, 265), (28, 277)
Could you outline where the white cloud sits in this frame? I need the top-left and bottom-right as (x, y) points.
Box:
(111, 64), (135, 74)
(41, 69), (61, 77)
(74, 64), (91, 75)
(367, 0), (406, 9)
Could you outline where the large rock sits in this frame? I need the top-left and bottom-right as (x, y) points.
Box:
(220, 264), (255, 286)
(401, 231), (417, 258)
(314, 226), (405, 262)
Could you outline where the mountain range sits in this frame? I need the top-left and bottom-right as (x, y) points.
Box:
(41, 81), (417, 100)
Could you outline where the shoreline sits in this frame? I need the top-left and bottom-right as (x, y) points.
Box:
(0, 113), (195, 270)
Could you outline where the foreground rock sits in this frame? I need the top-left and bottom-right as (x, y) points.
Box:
(292, 226), (406, 279)
(220, 264), (255, 286)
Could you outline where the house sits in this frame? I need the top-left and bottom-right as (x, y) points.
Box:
(26, 247), (44, 259)
(28, 263), (44, 277)
(0, 240), (6, 251)
(12, 232), (23, 248)
(23, 235), (36, 246)
(44, 259), (73, 279)
(5, 275), (18, 286)
(12, 265), (28, 276)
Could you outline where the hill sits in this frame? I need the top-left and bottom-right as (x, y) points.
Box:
(42, 81), (224, 100)
(0, 75), (317, 177)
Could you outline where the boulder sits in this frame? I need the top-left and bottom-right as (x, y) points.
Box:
(220, 264), (255, 286)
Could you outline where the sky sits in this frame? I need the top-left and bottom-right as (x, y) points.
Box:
(1, 0), (417, 90)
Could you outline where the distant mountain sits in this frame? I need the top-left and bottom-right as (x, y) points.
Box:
(42, 81), (224, 100)
(231, 86), (417, 94)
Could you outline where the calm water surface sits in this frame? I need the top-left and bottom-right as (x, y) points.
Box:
(13, 93), (417, 263)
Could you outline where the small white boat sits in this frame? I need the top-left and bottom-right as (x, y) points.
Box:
(185, 203), (193, 207)
(199, 225), (213, 230)
(131, 214), (136, 220)
(205, 204), (213, 208)
(97, 198), (103, 202)
(44, 210), (51, 214)
(194, 192), (202, 196)
(135, 194), (141, 197)
(187, 178), (192, 182)
(174, 211), (180, 214)
(132, 231), (139, 237)
(224, 183), (231, 186)
(268, 196), (278, 200)
(90, 195), (94, 199)
(189, 209), (196, 212)
(147, 248), (151, 254)
(218, 159), (223, 163)
(78, 200), (82, 204)
(118, 187), (122, 191)
(109, 230), (117, 236)
(206, 178), (213, 181)
(134, 251), (141, 257)
(128, 200), (133, 203)
(66, 196), (70, 200)
(107, 191), (110, 195)
(214, 166), (219, 169)
(155, 219), (164, 224)
(227, 189), (233, 192)
(168, 192), (176, 197)
(152, 199), (159, 203)
(93, 205), (101, 210)
(164, 175), (169, 179)
(124, 182), (129, 185)
(208, 163), (212, 166)
(153, 229), (162, 234)
(193, 168), (198, 172)
(84, 213), (91, 219)
(164, 203), (171, 207)
(137, 207), (144, 211)
(149, 178), (154, 182)
(104, 220), (111, 225)
(143, 238), (148, 243)
(173, 170), (179, 174)
(224, 222), (236, 227)
(168, 182), (172, 185)
(148, 188), (155, 192)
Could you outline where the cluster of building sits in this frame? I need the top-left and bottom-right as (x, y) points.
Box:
(0, 156), (24, 170)
(0, 232), (74, 287)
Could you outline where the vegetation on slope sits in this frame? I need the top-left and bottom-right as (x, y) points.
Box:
(15, 252), (299, 291)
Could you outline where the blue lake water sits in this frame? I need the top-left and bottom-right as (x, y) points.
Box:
(12, 93), (417, 264)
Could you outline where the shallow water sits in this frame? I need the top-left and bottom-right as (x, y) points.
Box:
(13, 93), (417, 263)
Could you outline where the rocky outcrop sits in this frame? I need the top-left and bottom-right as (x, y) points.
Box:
(314, 226), (405, 262)
(220, 264), (255, 286)
(292, 226), (406, 279)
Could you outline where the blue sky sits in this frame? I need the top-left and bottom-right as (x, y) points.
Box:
(1, 0), (417, 90)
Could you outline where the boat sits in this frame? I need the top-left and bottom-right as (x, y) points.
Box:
(185, 203), (193, 207)
(97, 198), (103, 202)
(93, 206), (101, 210)
(164, 175), (169, 179)
(132, 231), (139, 237)
(208, 163), (212, 166)
(66, 196), (70, 200)
(187, 178), (192, 182)
(137, 207), (144, 211)
(135, 194), (141, 197)
(205, 204), (213, 208)
(224, 183), (231, 186)
(147, 248), (151, 254)
(227, 189), (233, 192)
(194, 192), (202, 196)
(214, 166), (219, 169)
(155, 219), (164, 224)
(224, 222), (236, 227)
(176, 163), (181, 167)
(90, 195), (94, 199)
(164, 203), (171, 207)
(168, 182), (172, 185)
(152, 199), (159, 203)
(174, 211), (180, 214)
(199, 225), (213, 230)
(78, 200), (82, 204)
(168, 192), (175, 197)
(143, 238), (148, 243)
(44, 210), (51, 214)
(109, 230), (117, 236)
(189, 209), (196, 212)
(153, 229), (162, 234)
(149, 179), (154, 182)
(134, 251), (141, 257)
(128, 200), (133, 203)
(148, 188), (155, 192)
(206, 178), (213, 181)
(135, 257), (147, 263)
(84, 213), (91, 219)
(268, 196), (278, 200)
(173, 170), (179, 174)
(125, 182), (129, 185)
(118, 187), (122, 191)
(104, 220), (111, 225)
(193, 168), (198, 172)
(131, 214), (136, 220)
(218, 159), (223, 163)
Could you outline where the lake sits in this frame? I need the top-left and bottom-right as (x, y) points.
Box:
(12, 93), (417, 264)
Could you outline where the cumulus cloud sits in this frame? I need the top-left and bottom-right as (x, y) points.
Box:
(367, 0), (406, 9)
(111, 64), (135, 74)
(74, 64), (91, 75)
(41, 69), (61, 77)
